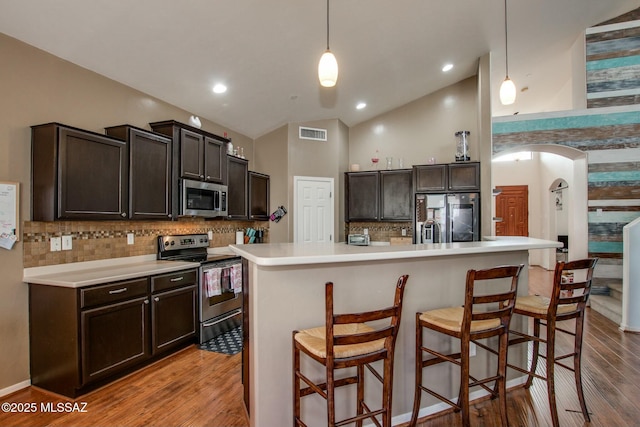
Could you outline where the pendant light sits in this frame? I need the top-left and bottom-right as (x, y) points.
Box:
(499, 0), (516, 105)
(318, 0), (338, 87)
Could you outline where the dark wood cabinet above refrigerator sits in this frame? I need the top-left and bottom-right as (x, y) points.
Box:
(414, 162), (480, 193)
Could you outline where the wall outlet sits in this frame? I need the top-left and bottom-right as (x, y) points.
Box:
(401, 228), (407, 236)
(62, 235), (72, 250)
(208, 230), (213, 240)
(363, 228), (369, 235)
(50, 237), (61, 252)
(127, 233), (135, 245)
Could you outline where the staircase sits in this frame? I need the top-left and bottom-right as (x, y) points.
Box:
(590, 281), (622, 325)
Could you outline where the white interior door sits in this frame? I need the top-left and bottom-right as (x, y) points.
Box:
(294, 176), (334, 243)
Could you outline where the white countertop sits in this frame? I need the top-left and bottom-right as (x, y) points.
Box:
(229, 237), (561, 267)
(23, 255), (201, 288)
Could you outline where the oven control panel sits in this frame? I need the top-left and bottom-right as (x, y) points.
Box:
(159, 234), (209, 252)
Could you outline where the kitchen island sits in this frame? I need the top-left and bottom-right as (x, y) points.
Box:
(231, 237), (561, 427)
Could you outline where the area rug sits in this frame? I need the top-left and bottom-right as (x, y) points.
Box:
(199, 327), (243, 355)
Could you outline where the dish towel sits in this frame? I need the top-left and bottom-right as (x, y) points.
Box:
(204, 268), (222, 297)
(230, 265), (242, 294)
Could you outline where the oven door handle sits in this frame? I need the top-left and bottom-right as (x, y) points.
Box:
(203, 309), (242, 327)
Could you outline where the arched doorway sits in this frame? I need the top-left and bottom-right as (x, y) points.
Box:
(492, 144), (588, 270)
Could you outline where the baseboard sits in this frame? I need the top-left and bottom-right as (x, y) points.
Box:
(0, 380), (31, 398)
(619, 324), (640, 333)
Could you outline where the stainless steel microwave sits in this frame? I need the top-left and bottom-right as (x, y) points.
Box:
(181, 179), (228, 218)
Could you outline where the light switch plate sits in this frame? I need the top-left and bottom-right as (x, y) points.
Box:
(127, 233), (135, 245)
(50, 237), (61, 252)
(62, 235), (72, 250)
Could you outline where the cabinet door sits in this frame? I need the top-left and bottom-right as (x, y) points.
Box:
(414, 164), (447, 193)
(380, 170), (412, 221)
(227, 155), (249, 219)
(448, 162), (480, 191)
(58, 127), (128, 220)
(204, 136), (225, 183)
(81, 296), (150, 385)
(180, 128), (204, 180)
(346, 172), (379, 221)
(151, 285), (197, 355)
(249, 172), (270, 221)
(129, 128), (172, 219)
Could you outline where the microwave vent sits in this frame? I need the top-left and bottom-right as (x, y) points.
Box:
(299, 126), (327, 141)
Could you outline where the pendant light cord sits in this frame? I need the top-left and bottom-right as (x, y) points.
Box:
(504, 0), (509, 77)
(326, 0), (330, 50)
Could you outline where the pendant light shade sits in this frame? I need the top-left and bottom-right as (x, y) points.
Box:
(318, 0), (338, 87)
(500, 77), (516, 105)
(319, 50), (338, 87)
(500, 0), (516, 105)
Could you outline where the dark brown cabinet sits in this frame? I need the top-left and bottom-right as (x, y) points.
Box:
(227, 155), (249, 219)
(345, 171), (379, 221)
(414, 162), (480, 193)
(249, 171), (270, 221)
(345, 170), (412, 222)
(150, 270), (197, 355)
(105, 125), (172, 220)
(414, 164), (447, 193)
(29, 268), (198, 398)
(448, 162), (480, 191)
(380, 170), (413, 221)
(31, 123), (128, 221)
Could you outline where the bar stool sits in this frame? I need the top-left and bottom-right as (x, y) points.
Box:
(292, 275), (409, 427)
(506, 258), (598, 427)
(409, 265), (523, 427)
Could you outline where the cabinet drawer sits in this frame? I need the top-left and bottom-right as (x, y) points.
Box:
(81, 278), (149, 309)
(151, 269), (198, 293)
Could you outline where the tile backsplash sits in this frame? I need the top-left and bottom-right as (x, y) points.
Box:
(22, 218), (268, 268)
(345, 222), (412, 242)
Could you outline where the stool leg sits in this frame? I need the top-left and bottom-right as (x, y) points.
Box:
(410, 315), (423, 427)
(293, 342), (301, 427)
(460, 338), (471, 427)
(525, 318), (541, 389)
(356, 364), (364, 427)
(497, 332), (509, 427)
(327, 366), (336, 427)
(574, 314), (590, 422)
(383, 358), (392, 427)
(546, 324), (559, 427)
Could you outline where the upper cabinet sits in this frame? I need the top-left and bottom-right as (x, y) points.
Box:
(149, 120), (227, 184)
(105, 125), (172, 220)
(227, 155), (249, 220)
(249, 171), (270, 221)
(414, 162), (480, 193)
(345, 169), (412, 222)
(32, 123), (129, 221)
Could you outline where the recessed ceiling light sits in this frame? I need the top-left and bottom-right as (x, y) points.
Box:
(212, 83), (227, 94)
(442, 63), (453, 72)
(356, 102), (367, 110)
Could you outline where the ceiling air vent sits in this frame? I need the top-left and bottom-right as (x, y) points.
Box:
(299, 126), (327, 141)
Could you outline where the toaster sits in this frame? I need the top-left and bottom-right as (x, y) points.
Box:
(347, 234), (370, 246)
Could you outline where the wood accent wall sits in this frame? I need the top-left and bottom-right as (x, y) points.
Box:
(586, 7), (640, 109)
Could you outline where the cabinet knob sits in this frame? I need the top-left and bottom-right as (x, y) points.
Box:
(206, 176), (211, 180)
(168, 214), (172, 218)
(154, 297), (160, 302)
(121, 212), (126, 217)
(200, 175), (204, 179)
(144, 299), (149, 304)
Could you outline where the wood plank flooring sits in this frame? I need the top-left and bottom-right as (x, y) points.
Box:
(1, 266), (639, 426)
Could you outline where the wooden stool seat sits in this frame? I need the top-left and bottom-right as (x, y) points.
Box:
(514, 294), (577, 315)
(294, 323), (385, 359)
(293, 275), (409, 427)
(419, 307), (501, 333)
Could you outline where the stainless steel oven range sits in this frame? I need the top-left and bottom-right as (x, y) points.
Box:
(157, 233), (242, 344)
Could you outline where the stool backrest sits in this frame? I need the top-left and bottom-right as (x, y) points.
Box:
(550, 258), (598, 321)
(325, 275), (409, 363)
(463, 265), (524, 337)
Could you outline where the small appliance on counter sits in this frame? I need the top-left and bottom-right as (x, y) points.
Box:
(347, 234), (370, 246)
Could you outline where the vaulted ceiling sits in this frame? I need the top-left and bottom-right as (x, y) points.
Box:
(0, 0), (637, 138)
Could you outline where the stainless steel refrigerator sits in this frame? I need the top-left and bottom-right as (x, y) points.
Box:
(414, 193), (480, 243)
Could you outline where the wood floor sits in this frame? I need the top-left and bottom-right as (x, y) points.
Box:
(2, 266), (640, 426)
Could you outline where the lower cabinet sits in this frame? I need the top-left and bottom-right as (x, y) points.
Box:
(29, 268), (198, 398)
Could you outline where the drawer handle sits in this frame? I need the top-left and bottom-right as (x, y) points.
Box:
(203, 309), (242, 327)
(108, 288), (127, 294)
(170, 276), (184, 282)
